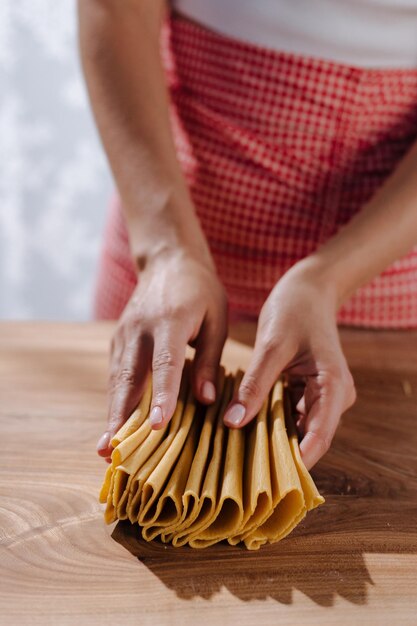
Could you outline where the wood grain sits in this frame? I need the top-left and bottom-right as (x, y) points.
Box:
(0, 321), (416, 626)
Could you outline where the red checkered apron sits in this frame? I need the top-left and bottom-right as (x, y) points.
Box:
(94, 9), (417, 328)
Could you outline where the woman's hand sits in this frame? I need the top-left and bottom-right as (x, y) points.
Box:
(81, 0), (228, 463)
(97, 247), (228, 460)
(223, 260), (356, 470)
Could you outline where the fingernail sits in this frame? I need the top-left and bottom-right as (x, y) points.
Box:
(97, 431), (110, 451)
(225, 403), (246, 426)
(149, 406), (163, 426)
(201, 380), (216, 402)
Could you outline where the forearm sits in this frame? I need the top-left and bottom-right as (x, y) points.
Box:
(77, 0), (211, 269)
(299, 138), (417, 307)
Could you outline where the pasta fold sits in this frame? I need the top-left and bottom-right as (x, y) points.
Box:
(100, 360), (324, 550)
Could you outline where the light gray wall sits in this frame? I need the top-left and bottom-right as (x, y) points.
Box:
(0, 0), (113, 320)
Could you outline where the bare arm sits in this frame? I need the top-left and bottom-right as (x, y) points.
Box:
(304, 137), (417, 303)
(78, 0), (211, 267)
(78, 0), (227, 459)
(225, 138), (417, 469)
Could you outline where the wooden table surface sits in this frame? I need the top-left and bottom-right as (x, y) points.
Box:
(1, 321), (416, 626)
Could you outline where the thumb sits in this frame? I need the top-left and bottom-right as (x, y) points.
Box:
(224, 336), (292, 428)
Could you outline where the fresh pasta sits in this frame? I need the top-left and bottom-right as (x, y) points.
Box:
(100, 360), (324, 550)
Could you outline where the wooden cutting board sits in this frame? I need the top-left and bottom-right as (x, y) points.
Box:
(0, 321), (416, 626)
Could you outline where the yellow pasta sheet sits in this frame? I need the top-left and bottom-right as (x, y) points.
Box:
(100, 360), (324, 550)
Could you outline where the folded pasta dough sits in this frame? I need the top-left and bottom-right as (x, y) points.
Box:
(243, 380), (323, 550)
(99, 360), (325, 549)
(103, 467), (116, 524)
(188, 372), (245, 548)
(138, 382), (198, 529)
(284, 388), (325, 511)
(152, 367), (226, 543)
(99, 381), (152, 506)
(141, 413), (201, 541)
(227, 393), (272, 545)
(160, 367), (227, 544)
(110, 377), (152, 449)
(99, 463), (113, 504)
(103, 362), (189, 524)
(125, 366), (191, 522)
(170, 374), (234, 547)
(107, 415), (168, 522)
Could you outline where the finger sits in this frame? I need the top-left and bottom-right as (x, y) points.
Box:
(288, 376), (306, 411)
(299, 370), (353, 470)
(97, 431), (112, 458)
(295, 396), (307, 438)
(99, 331), (152, 457)
(224, 335), (293, 428)
(149, 325), (187, 430)
(285, 376), (306, 437)
(296, 396), (306, 415)
(192, 311), (227, 404)
(296, 413), (306, 437)
(97, 329), (125, 457)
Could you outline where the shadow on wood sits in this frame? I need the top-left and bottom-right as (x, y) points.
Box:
(111, 514), (375, 606)
(110, 362), (417, 607)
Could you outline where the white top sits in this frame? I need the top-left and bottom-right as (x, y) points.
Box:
(171, 0), (417, 68)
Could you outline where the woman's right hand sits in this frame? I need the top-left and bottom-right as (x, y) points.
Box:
(97, 247), (228, 460)
(80, 0), (229, 461)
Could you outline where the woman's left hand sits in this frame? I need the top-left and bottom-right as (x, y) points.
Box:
(223, 259), (357, 470)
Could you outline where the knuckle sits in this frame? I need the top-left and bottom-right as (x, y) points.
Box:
(121, 304), (143, 328)
(152, 394), (170, 410)
(325, 365), (356, 406)
(258, 335), (278, 356)
(108, 416), (124, 433)
(125, 318), (143, 337)
(153, 349), (178, 372)
(240, 374), (262, 400)
(163, 304), (187, 323)
(117, 367), (136, 389)
(257, 327), (292, 358)
(321, 365), (345, 393)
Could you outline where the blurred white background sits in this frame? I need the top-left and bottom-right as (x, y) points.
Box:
(0, 0), (113, 320)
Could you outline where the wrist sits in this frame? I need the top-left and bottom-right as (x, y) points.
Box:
(134, 232), (215, 277)
(287, 255), (345, 312)
(139, 239), (215, 277)
(126, 189), (214, 275)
